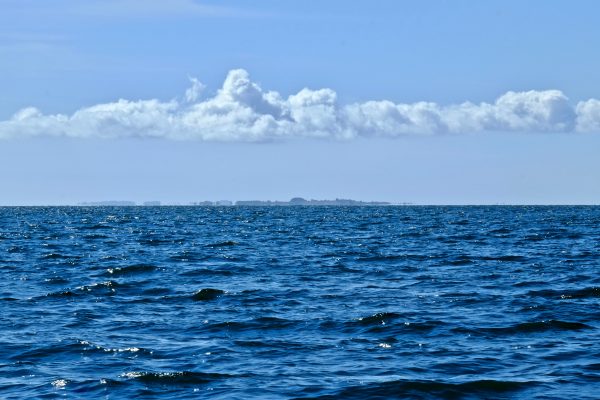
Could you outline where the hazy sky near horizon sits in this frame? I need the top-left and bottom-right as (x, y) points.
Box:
(1, 0), (600, 204)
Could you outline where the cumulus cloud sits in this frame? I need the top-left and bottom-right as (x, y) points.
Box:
(1, 69), (599, 141)
(575, 99), (600, 132)
(185, 77), (205, 103)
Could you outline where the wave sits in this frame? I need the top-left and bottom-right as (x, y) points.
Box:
(44, 290), (79, 298)
(81, 224), (113, 230)
(120, 371), (232, 385)
(344, 313), (446, 335)
(41, 281), (122, 300)
(206, 240), (238, 247)
(77, 340), (154, 356)
(528, 287), (600, 299)
(7, 246), (24, 253)
(82, 233), (110, 240)
(481, 255), (528, 262)
(447, 256), (476, 266)
(10, 339), (152, 362)
(192, 288), (225, 301)
(355, 312), (403, 325)
(42, 253), (81, 260)
(489, 227), (513, 234)
(479, 320), (592, 335)
(105, 264), (158, 276)
(356, 254), (434, 263)
(44, 277), (70, 285)
(181, 268), (235, 276)
(294, 379), (537, 399)
(78, 280), (120, 293)
(201, 317), (300, 333)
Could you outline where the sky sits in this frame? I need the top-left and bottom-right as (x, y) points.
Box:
(1, 0), (599, 205)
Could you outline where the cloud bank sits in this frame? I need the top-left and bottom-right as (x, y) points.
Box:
(1, 69), (599, 141)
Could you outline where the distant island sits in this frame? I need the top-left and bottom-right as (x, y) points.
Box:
(79, 201), (137, 206)
(78, 197), (404, 206)
(233, 197), (390, 206)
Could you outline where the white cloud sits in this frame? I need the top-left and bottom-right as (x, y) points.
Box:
(1, 69), (599, 141)
(185, 77), (206, 103)
(575, 99), (600, 132)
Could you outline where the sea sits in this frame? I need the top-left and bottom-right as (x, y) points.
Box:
(1, 206), (599, 399)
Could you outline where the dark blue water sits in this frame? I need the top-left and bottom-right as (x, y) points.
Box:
(1, 206), (599, 399)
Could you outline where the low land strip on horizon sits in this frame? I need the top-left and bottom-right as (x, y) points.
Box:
(78, 198), (404, 206)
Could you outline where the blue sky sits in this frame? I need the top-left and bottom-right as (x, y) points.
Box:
(1, 0), (599, 204)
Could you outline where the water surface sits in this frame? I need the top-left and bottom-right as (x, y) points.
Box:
(1, 206), (599, 398)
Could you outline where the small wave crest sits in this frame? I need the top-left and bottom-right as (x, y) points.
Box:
(355, 312), (402, 325)
(120, 371), (231, 385)
(192, 288), (225, 301)
(105, 264), (158, 276)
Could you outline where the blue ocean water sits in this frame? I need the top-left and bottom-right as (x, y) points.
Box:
(1, 206), (599, 399)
